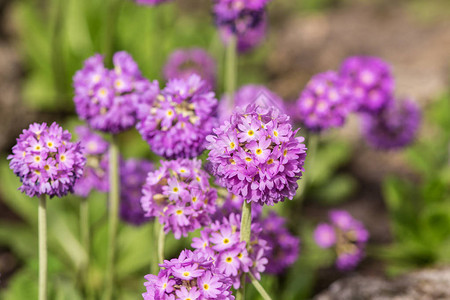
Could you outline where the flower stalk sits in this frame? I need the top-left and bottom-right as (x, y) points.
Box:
(39, 194), (48, 300)
(237, 200), (252, 300)
(157, 221), (165, 263)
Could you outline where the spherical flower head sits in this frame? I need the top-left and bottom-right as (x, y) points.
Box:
(8, 122), (86, 198)
(339, 56), (394, 113)
(207, 103), (307, 206)
(313, 210), (369, 270)
(295, 71), (353, 132)
(73, 51), (158, 134)
(219, 12), (267, 53)
(163, 48), (217, 89)
(73, 126), (109, 197)
(142, 249), (234, 300)
(191, 213), (269, 289)
(120, 158), (154, 226)
(135, 0), (171, 5)
(361, 99), (421, 150)
(259, 211), (300, 274)
(137, 74), (218, 159)
(218, 84), (287, 123)
(140, 158), (217, 239)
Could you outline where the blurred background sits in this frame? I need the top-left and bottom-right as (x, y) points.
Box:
(0, 0), (449, 299)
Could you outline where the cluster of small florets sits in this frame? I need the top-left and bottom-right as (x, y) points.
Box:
(339, 56), (394, 114)
(8, 122), (86, 198)
(140, 158), (217, 239)
(218, 84), (287, 123)
(259, 211), (300, 274)
(191, 213), (268, 289)
(295, 71), (353, 132)
(314, 210), (369, 270)
(73, 126), (109, 198)
(137, 74), (218, 159)
(73, 51), (158, 134)
(120, 158), (154, 226)
(163, 48), (217, 89)
(207, 104), (307, 206)
(142, 249), (234, 300)
(135, 0), (171, 5)
(361, 99), (420, 150)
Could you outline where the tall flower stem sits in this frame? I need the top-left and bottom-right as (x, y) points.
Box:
(157, 221), (165, 263)
(38, 194), (47, 300)
(249, 273), (273, 300)
(149, 221), (160, 274)
(225, 34), (237, 108)
(80, 197), (91, 297)
(236, 200), (252, 300)
(104, 136), (120, 300)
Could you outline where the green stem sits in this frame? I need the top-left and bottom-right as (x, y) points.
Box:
(237, 201), (252, 300)
(103, 0), (122, 66)
(157, 221), (165, 263)
(225, 34), (237, 109)
(149, 221), (159, 274)
(80, 197), (91, 297)
(104, 136), (120, 300)
(39, 194), (47, 300)
(249, 273), (273, 300)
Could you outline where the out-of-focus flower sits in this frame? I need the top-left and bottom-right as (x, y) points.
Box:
(140, 158), (217, 239)
(73, 126), (109, 197)
(339, 56), (394, 113)
(259, 212), (300, 274)
(73, 51), (158, 134)
(137, 74), (218, 159)
(135, 0), (171, 6)
(207, 104), (307, 206)
(361, 99), (421, 150)
(8, 122), (86, 198)
(192, 213), (268, 289)
(313, 210), (369, 270)
(142, 249), (234, 300)
(120, 158), (153, 226)
(295, 71), (353, 132)
(218, 84), (286, 123)
(163, 48), (217, 88)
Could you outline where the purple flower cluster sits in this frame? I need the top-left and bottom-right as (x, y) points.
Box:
(207, 104), (307, 206)
(295, 71), (353, 132)
(73, 51), (158, 134)
(120, 158), (154, 226)
(163, 48), (216, 89)
(218, 84), (286, 123)
(192, 213), (268, 289)
(8, 123), (86, 198)
(259, 212), (300, 274)
(142, 249), (234, 300)
(361, 99), (421, 150)
(73, 126), (109, 198)
(339, 56), (394, 113)
(137, 74), (218, 159)
(135, 0), (171, 5)
(314, 210), (369, 270)
(140, 158), (217, 239)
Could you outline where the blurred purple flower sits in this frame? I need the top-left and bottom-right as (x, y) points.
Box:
(135, 0), (171, 6)
(8, 122), (86, 198)
(163, 48), (217, 88)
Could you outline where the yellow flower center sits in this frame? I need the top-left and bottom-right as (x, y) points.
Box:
(255, 149), (262, 155)
(183, 271), (190, 277)
(230, 142), (235, 149)
(230, 159), (236, 165)
(60, 155), (66, 162)
(44, 165), (50, 171)
(267, 159), (274, 165)
(226, 257), (233, 263)
(203, 284), (209, 290)
(35, 145), (41, 151)
(283, 149), (288, 156)
(237, 253), (243, 259)
(192, 197), (197, 202)
(115, 80), (123, 88)
(176, 209), (183, 215)
(245, 157), (252, 162)
(47, 142), (53, 147)
(34, 156), (41, 162)
(34, 170), (41, 175)
(247, 130), (254, 136)
(99, 88), (107, 96)
(173, 187), (179, 193)
(273, 130), (278, 137)
(166, 110), (173, 117)
(223, 238), (230, 244)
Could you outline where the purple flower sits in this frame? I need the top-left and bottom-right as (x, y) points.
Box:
(137, 74), (218, 159)
(192, 213), (269, 289)
(313, 210), (369, 270)
(142, 249), (234, 300)
(295, 71), (353, 132)
(163, 48), (216, 88)
(207, 104), (307, 206)
(218, 84), (287, 123)
(361, 99), (421, 150)
(140, 158), (217, 239)
(259, 211), (300, 274)
(120, 158), (154, 226)
(8, 122), (86, 198)
(219, 12), (267, 53)
(135, 0), (171, 6)
(73, 126), (109, 197)
(339, 56), (394, 113)
(73, 52), (158, 134)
